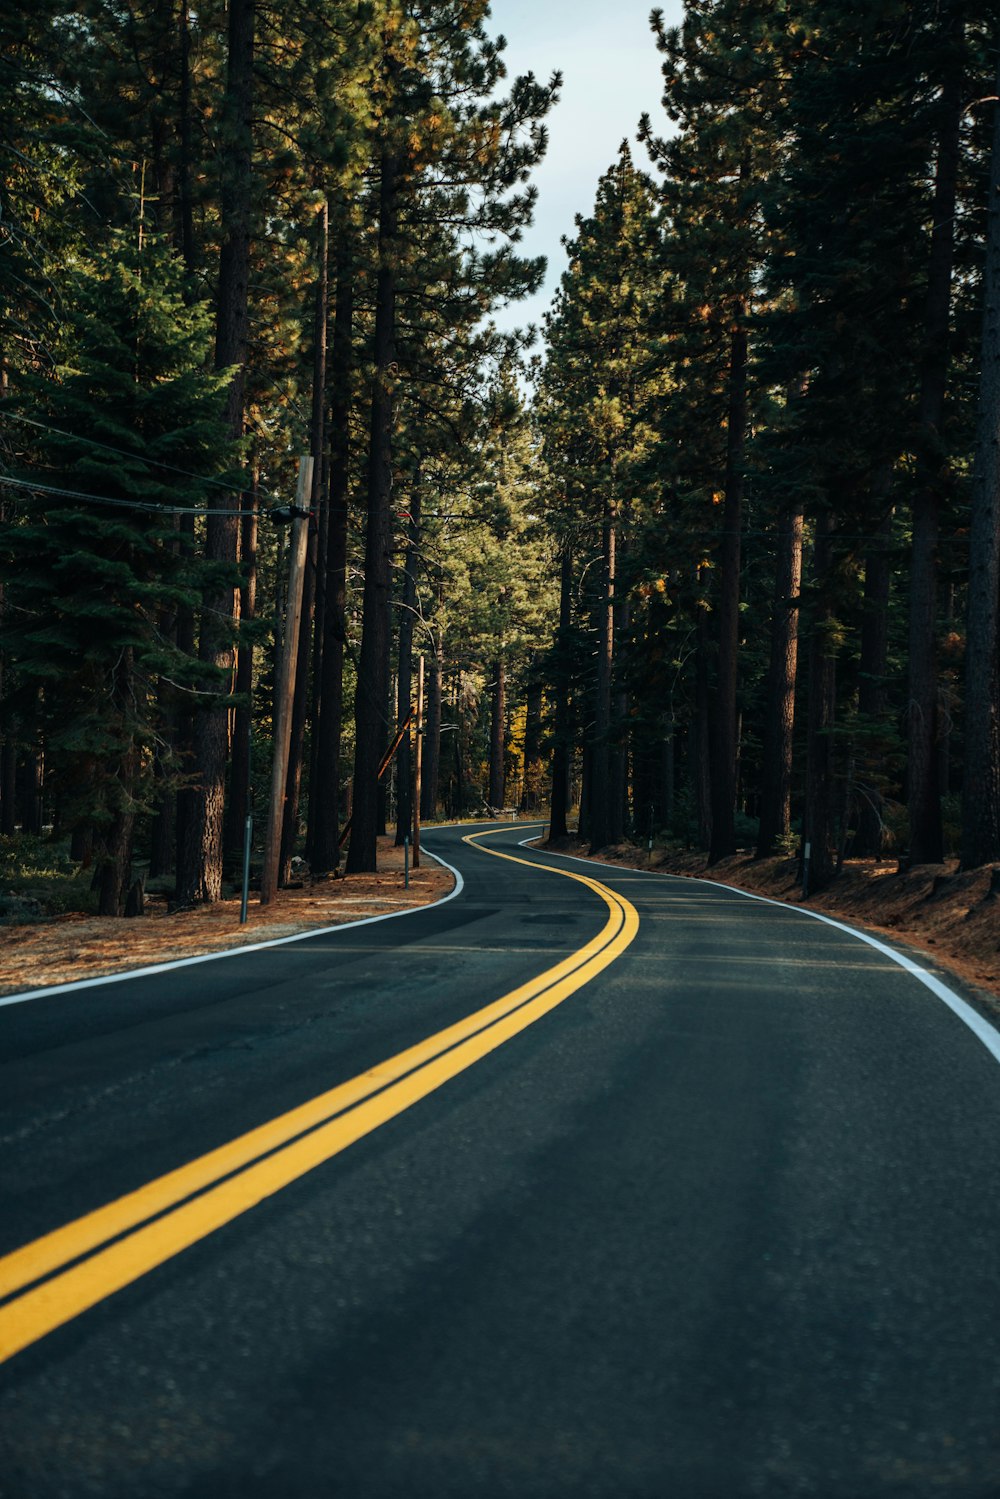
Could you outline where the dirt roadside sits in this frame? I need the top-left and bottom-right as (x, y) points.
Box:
(0, 838), (453, 998)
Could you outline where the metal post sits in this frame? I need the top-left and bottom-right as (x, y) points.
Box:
(240, 813), (253, 923)
(802, 840), (811, 899)
(261, 456), (313, 905)
(404, 836), (409, 890)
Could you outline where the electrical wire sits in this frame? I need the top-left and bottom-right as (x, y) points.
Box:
(0, 473), (249, 517)
(2, 410), (279, 503)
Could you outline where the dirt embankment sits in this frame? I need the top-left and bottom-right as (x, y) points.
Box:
(547, 839), (1000, 1018)
(0, 838), (452, 998)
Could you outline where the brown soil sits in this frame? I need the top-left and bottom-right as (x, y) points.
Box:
(0, 838), (453, 998)
(545, 839), (1000, 1021)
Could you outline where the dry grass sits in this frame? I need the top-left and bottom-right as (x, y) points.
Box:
(0, 838), (452, 997)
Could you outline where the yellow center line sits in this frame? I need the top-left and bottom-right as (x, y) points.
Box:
(0, 831), (639, 1365)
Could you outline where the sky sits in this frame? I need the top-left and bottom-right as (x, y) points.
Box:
(485, 0), (684, 337)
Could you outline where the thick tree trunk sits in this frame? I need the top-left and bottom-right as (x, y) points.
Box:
(694, 572), (712, 851)
(589, 499), (615, 852)
(278, 209), (329, 880)
(279, 205), (329, 874)
(548, 547), (573, 841)
(310, 227), (353, 875)
(756, 505), (803, 857)
(488, 657), (506, 810)
(708, 312), (748, 863)
(852, 503), (893, 858)
(223, 485), (258, 870)
(347, 144), (399, 873)
(0, 739), (15, 835)
(98, 656), (138, 918)
(177, 0), (196, 280)
(906, 10), (963, 867)
(394, 481), (420, 844)
(421, 646), (442, 821)
(522, 666), (543, 812)
(177, 0), (254, 903)
(803, 514), (838, 895)
(453, 673), (466, 819)
(609, 582), (629, 844)
(961, 66), (1000, 869)
(0, 496), (14, 836)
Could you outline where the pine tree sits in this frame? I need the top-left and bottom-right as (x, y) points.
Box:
(346, 1), (557, 872)
(1, 228), (237, 912)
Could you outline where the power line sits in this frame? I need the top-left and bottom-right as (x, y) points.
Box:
(2, 410), (280, 504)
(0, 473), (254, 518)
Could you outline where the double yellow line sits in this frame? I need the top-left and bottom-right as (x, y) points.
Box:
(0, 832), (638, 1365)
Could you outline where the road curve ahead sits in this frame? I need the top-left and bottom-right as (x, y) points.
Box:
(1, 822), (1000, 1497)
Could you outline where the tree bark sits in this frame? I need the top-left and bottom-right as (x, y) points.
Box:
(852, 503), (893, 858)
(522, 664), (543, 812)
(803, 513), (838, 895)
(223, 482), (258, 868)
(310, 226), (353, 875)
(960, 63), (1000, 869)
(906, 8), (963, 867)
(488, 657), (506, 810)
(756, 505), (803, 857)
(177, 0), (254, 903)
(394, 480), (420, 844)
(694, 570), (712, 851)
(347, 142), (399, 874)
(548, 548), (573, 841)
(421, 645), (442, 821)
(588, 498), (615, 852)
(278, 205), (329, 880)
(708, 311), (747, 863)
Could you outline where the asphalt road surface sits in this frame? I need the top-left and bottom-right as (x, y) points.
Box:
(2, 822), (1000, 1498)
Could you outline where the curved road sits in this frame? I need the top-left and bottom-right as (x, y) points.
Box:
(1, 822), (1000, 1496)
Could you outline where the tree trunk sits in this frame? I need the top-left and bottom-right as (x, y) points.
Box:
(708, 311), (748, 863)
(588, 498), (615, 852)
(852, 503), (893, 858)
(394, 480), (420, 844)
(803, 513), (837, 895)
(609, 579), (629, 844)
(906, 9), (963, 867)
(177, 0), (196, 280)
(222, 482), (259, 870)
(960, 64), (1000, 869)
(98, 656), (138, 917)
(548, 547), (573, 841)
(488, 657), (506, 809)
(694, 571), (712, 851)
(177, 0), (254, 903)
(522, 665), (543, 812)
(310, 226), (353, 875)
(278, 208), (329, 880)
(756, 505), (803, 857)
(347, 141), (399, 873)
(0, 496), (14, 836)
(421, 645), (442, 822)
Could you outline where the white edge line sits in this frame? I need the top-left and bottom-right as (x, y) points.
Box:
(0, 849), (465, 1010)
(519, 837), (1000, 1067)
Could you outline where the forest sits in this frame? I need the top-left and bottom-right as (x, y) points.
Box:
(1, 0), (999, 918)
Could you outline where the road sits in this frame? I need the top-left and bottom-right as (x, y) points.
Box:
(2, 822), (1000, 1497)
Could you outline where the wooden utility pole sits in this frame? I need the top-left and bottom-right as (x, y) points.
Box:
(260, 457), (313, 905)
(413, 655), (424, 869)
